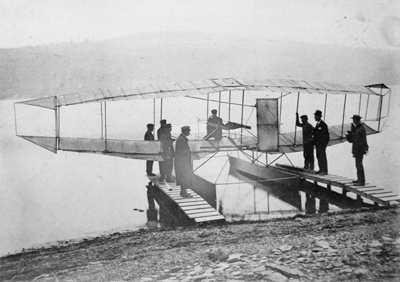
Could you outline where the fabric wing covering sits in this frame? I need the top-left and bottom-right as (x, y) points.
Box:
(17, 78), (381, 109)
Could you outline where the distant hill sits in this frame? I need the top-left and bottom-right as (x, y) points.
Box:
(1, 31), (399, 99)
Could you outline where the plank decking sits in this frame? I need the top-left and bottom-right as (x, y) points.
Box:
(274, 164), (400, 207)
(147, 176), (225, 224)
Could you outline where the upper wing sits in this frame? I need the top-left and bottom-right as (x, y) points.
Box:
(16, 78), (381, 109)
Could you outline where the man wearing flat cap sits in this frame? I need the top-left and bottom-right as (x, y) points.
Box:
(347, 115), (369, 186)
(206, 109), (223, 140)
(175, 126), (193, 197)
(296, 113), (315, 170)
(159, 123), (175, 183)
(313, 110), (330, 175)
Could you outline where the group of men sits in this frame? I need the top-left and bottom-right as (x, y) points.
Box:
(144, 120), (193, 197)
(296, 110), (369, 186)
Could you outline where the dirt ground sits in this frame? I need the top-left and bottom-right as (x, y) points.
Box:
(1, 206), (399, 282)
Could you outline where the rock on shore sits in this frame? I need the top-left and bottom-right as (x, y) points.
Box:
(1, 207), (399, 282)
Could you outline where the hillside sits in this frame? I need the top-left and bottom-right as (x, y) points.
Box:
(1, 31), (399, 100)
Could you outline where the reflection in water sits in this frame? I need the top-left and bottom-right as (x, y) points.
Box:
(144, 162), (374, 230)
(145, 182), (191, 229)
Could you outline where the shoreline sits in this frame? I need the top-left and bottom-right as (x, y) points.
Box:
(1, 206), (399, 281)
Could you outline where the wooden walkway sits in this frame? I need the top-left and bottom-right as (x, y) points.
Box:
(147, 176), (225, 224)
(274, 164), (400, 207)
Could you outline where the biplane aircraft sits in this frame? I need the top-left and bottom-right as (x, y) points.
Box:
(14, 78), (391, 172)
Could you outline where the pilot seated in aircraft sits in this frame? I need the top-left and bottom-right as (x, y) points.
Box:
(159, 123), (175, 183)
(296, 113), (315, 170)
(206, 109), (223, 140)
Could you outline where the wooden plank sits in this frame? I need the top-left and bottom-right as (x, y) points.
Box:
(194, 215), (225, 223)
(179, 201), (210, 207)
(378, 194), (400, 199)
(185, 208), (216, 214)
(378, 196), (400, 202)
(188, 211), (222, 218)
(171, 195), (202, 200)
(346, 184), (375, 188)
(181, 204), (211, 210)
(367, 191), (397, 196)
(355, 188), (384, 192)
(175, 198), (206, 203)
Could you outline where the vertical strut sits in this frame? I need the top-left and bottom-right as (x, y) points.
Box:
(341, 94), (347, 138)
(294, 92), (300, 145)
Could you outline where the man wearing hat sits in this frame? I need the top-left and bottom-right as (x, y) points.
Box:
(296, 113), (315, 170)
(159, 123), (175, 183)
(348, 115), (369, 186)
(313, 110), (330, 175)
(206, 109), (223, 140)
(144, 123), (156, 176)
(157, 119), (167, 140)
(157, 119), (167, 177)
(174, 126), (193, 197)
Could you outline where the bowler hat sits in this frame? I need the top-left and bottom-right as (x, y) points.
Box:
(211, 109), (217, 113)
(314, 110), (322, 116)
(300, 115), (308, 120)
(181, 126), (191, 131)
(351, 115), (362, 120)
(160, 119), (167, 124)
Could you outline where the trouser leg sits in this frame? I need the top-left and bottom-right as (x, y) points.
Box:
(165, 158), (173, 180)
(146, 160), (154, 175)
(159, 161), (165, 180)
(355, 153), (365, 183)
(316, 146), (328, 173)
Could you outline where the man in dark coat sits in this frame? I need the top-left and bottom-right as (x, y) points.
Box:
(159, 124), (175, 183)
(157, 119), (167, 177)
(206, 109), (223, 140)
(348, 115), (369, 186)
(144, 123), (156, 176)
(296, 113), (315, 170)
(313, 110), (330, 175)
(174, 126), (193, 197)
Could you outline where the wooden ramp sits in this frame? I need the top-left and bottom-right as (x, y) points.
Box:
(147, 176), (225, 224)
(274, 164), (400, 207)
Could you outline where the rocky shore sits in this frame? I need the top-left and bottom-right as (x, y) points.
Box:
(1, 207), (399, 282)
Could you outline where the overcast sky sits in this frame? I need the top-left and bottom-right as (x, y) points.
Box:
(0, 0), (399, 50)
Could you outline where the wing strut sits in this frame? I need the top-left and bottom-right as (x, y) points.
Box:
(341, 94), (347, 138)
(294, 92), (300, 146)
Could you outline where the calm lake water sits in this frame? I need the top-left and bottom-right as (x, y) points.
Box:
(1, 95), (399, 257)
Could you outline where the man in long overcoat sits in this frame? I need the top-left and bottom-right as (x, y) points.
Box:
(313, 110), (330, 175)
(348, 115), (369, 186)
(174, 126), (193, 197)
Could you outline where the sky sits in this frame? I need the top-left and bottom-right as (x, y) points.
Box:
(0, 0), (399, 50)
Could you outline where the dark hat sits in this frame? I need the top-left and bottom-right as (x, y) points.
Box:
(181, 126), (191, 131)
(160, 119), (167, 124)
(165, 123), (172, 128)
(300, 115), (308, 120)
(147, 123), (154, 128)
(211, 109), (217, 113)
(351, 114), (362, 120)
(314, 110), (323, 116)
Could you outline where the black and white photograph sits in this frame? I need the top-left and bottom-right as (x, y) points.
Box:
(0, 0), (399, 281)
